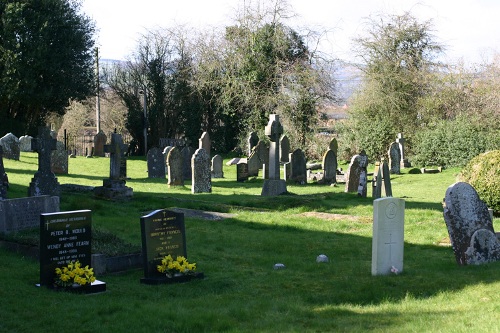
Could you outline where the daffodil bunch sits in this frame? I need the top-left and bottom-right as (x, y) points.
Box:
(54, 260), (96, 287)
(157, 255), (196, 278)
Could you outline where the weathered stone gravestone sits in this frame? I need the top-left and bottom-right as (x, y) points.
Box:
(236, 161), (249, 182)
(0, 133), (20, 160)
(147, 147), (165, 178)
(181, 146), (194, 181)
(255, 140), (269, 178)
(261, 114), (287, 196)
(162, 146), (173, 175)
(372, 161), (392, 199)
(192, 148), (211, 194)
(28, 127), (60, 197)
(94, 133), (133, 200)
(396, 133), (410, 168)
(288, 149), (307, 184)
(247, 149), (260, 177)
(0, 195), (59, 233)
(167, 147), (184, 187)
(388, 142), (401, 174)
(279, 135), (290, 163)
(345, 151), (368, 197)
(51, 141), (68, 174)
(19, 135), (33, 152)
(140, 209), (203, 284)
(329, 138), (338, 155)
(443, 182), (500, 265)
(247, 132), (259, 156)
(322, 149), (337, 185)
(198, 132), (211, 156)
(0, 146), (8, 200)
(372, 197), (405, 275)
(39, 210), (106, 293)
(211, 154), (224, 178)
(93, 131), (107, 157)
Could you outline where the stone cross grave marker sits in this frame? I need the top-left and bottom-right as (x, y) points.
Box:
(388, 142), (401, 174)
(192, 148), (212, 194)
(372, 197), (405, 275)
(167, 147), (184, 187)
(443, 182), (500, 265)
(104, 133), (127, 181)
(140, 209), (187, 284)
(93, 131), (107, 157)
(39, 210), (106, 293)
(396, 133), (410, 168)
(279, 135), (290, 163)
(198, 132), (211, 156)
(211, 154), (224, 178)
(28, 127), (59, 197)
(247, 132), (259, 156)
(147, 147), (166, 178)
(261, 114), (287, 196)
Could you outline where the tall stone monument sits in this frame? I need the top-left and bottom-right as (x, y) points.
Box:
(261, 114), (287, 196)
(28, 127), (60, 197)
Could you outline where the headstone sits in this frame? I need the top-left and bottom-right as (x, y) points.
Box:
(247, 132), (259, 156)
(289, 149), (307, 184)
(147, 147), (165, 178)
(0, 195), (59, 233)
(198, 132), (211, 156)
(94, 133), (133, 200)
(191, 148), (212, 194)
(181, 146), (194, 180)
(162, 146), (173, 175)
(211, 154), (224, 178)
(345, 151), (368, 197)
(388, 142), (401, 174)
(279, 135), (290, 163)
(0, 133), (20, 160)
(19, 135), (33, 152)
(39, 210), (106, 293)
(0, 146), (8, 200)
(51, 141), (68, 174)
(322, 149), (337, 184)
(372, 161), (392, 199)
(167, 147), (184, 187)
(236, 162), (249, 182)
(396, 133), (410, 168)
(247, 149), (260, 177)
(329, 138), (338, 155)
(254, 140), (269, 177)
(443, 182), (500, 265)
(261, 114), (287, 196)
(93, 131), (107, 157)
(382, 161), (392, 197)
(28, 127), (60, 197)
(372, 197), (405, 275)
(140, 209), (187, 284)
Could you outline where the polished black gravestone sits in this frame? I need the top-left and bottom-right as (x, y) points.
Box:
(38, 210), (106, 293)
(140, 209), (203, 284)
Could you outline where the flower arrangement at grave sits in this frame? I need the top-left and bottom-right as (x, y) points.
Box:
(157, 255), (196, 278)
(54, 260), (96, 287)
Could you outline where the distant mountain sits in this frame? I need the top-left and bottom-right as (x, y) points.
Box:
(334, 60), (363, 104)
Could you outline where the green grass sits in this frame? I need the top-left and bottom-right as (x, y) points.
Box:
(1, 152), (499, 333)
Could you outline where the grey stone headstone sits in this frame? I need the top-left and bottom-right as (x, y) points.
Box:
(372, 197), (405, 275)
(167, 147), (184, 187)
(247, 149), (260, 177)
(279, 135), (290, 163)
(162, 146), (173, 175)
(289, 149), (307, 184)
(198, 132), (211, 156)
(322, 149), (337, 184)
(51, 141), (68, 174)
(388, 142), (401, 174)
(0, 195), (59, 233)
(147, 147), (166, 178)
(28, 127), (60, 197)
(345, 151), (368, 196)
(0, 133), (20, 160)
(247, 132), (259, 156)
(396, 133), (410, 168)
(254, 141), (269, 174)
(93, 131), (107, 157)
(382, 161), (392, 197)
(329, 138), (338, 155)
(191, 148), (211, 194)
(211, 154), (224, 178)
(19, 135), (33, 152)
(443, 182), (500, 265)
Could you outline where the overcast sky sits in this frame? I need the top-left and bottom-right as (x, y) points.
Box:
(81, 0), (500, 65)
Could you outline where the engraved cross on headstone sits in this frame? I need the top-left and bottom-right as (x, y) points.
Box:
(104, 133), (127, 180)
(31, 127), (57, 173)
(385, 233), (396, 261)
(265, 114), (284, 180)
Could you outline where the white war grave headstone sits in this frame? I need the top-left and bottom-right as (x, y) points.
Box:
(372, 197), (405, 275)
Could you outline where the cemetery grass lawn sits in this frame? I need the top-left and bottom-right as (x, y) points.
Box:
(1, 153), (499, 333)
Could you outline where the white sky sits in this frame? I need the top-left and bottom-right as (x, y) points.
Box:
(81, 0), (500, 65)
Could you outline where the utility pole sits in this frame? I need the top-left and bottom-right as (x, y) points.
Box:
(95, 47), (101, 133)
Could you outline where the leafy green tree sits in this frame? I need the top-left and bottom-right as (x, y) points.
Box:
(0, 0), (96, 136)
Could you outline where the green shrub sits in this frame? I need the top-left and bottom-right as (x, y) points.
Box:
(459, 150), (500, 214)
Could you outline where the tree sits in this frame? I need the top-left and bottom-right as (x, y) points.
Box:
(347, 12), (443, 160)
(0, 0), (96, 136)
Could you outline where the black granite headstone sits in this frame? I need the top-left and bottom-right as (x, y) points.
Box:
(39, 210), (105, 293)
